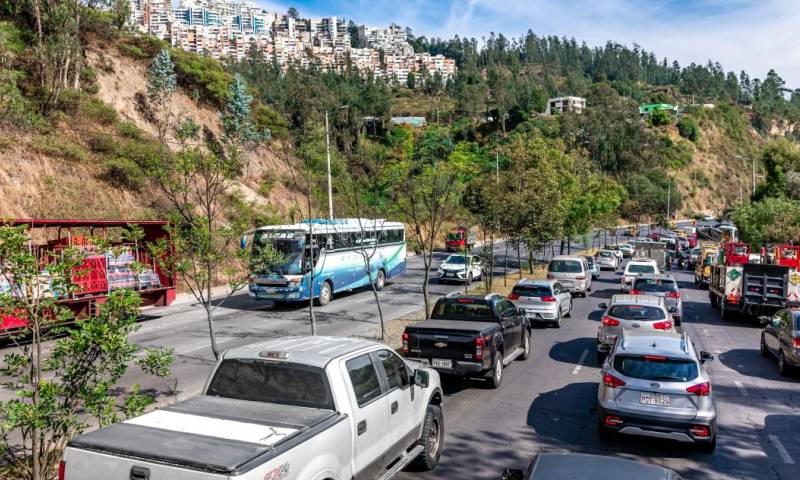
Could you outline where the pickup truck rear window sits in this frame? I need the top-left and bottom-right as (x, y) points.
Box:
(207, 359), (334, 410)
(433, 300), (494, 321)
(613, 355), (698, 382)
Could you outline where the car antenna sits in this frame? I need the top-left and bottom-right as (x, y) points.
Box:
(651, 341), (657, 348)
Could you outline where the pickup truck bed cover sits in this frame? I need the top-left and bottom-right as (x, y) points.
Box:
(67, 396), (345, 475)
(407, 320), (496, 331)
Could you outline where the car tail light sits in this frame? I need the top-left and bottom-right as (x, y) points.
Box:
(602, 316), (620, 327)
(546, 274), (555, 279)
(653, 321), (672, 330)
(576, 275), (585, 280)
(508, 293), (520, 300)
(686, 382), (711, 396)
(456, 298), (475, 303)
(666, 291), (680, 299)
(792, 338), (800, 349)
(58, 461), (65, 480)
(630, 289), (642, 295)
(475, 335), (491, 361)
(689, 425), (711, 437)
(402, 332), (409, 354)
(644, 355), (667, 361)
(604, 415), (624, 426)
(603, 373), (626, 388)
(540, 296), (556, 302)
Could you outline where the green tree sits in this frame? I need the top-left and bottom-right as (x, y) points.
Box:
(406, 71), (416, 89)
(677, 115), (700, 142)
(0, 225), (173, 480)
(755, 139), (800, 200)
(648, 109), (672, 126)
(733, 197), (800, 245)
(146, 48), (177, 141)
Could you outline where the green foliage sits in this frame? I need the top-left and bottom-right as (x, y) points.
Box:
(0, 225), (173, 480)
(30, 134), (88, 162)
(170, 47), (233, 107)
(0, 20), (26, 56)
(221, 74), (270, 145)
(253, 103), (290, 139)
(734, 197), (800, 245)
(0, 69), (43, 127)
(80, 97), (119, 125)
(677, 115), (700, 142)
(657, 135), (692, 168)
(754, 139), (800, 200)
(116, 120), (144, 139)
(103, 157), (146, 190)
(88, 133), (116, 153)
(648, 109), (672, 126)
(146, 49), (177, 102)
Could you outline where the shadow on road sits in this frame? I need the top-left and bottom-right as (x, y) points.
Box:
(717, 348), (800, 382)
(548, 337), (597, 366)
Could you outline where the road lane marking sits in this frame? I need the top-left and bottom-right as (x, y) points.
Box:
(768, 434), (795, 464)
(734, 380), (749, 397)
(572, 349), (588, 375)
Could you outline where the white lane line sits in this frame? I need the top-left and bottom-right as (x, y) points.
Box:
(768, 434), (795, 464)
(734, 380), (749, 397)
(572, 349), (589, 375)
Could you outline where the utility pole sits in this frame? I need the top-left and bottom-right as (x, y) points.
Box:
(752, 156), (756, 195)
(666, 178), (671, 222)
(495, 152), (499, 184)
(325, 110), (333, 219)
(740, 185), (743, 206)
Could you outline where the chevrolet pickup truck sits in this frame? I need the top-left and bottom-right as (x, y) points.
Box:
(61, 336), (444, 480)
(402, 293), (531, 389)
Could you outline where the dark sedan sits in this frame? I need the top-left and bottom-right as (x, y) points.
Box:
(501, 453), (682, 480)
(761, 308), (800, 375)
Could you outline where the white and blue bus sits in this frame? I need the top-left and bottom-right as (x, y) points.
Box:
(243, 218), (407, 305)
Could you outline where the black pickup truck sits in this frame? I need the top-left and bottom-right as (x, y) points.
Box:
(402, 293), (531, 388)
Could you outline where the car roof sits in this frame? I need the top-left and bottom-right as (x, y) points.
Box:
(223, 336), (379, 368)
(627, 259), (657, 265)
(635, 273), (676, 281)
(551, 255), (585, 261)
(610, 294), (665, 306)
(617, 330), (692, 357)
(516, 279), (557, 287)
(528, 453), (675, 479)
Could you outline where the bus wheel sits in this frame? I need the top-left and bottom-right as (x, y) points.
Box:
(374, 270), (386, 291)
(316, 281), (333, 306)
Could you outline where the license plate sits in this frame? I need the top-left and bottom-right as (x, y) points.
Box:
(640, 392), (670, 406)
(431, 358), (452, 369)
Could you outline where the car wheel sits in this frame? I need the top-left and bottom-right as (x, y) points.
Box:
(486, 354), (503, 388)
(778, 350), (791, 376)
(698, 434), (717, 453)
(565, 300), (573, 318)
(315, 281), (332, 306)
(466, 273), (473, 286)
(760, 334), (770, 357)
(374, 269), (386, 291)
(520, 330), (531, 361)
(409, 404), (444, 471)
(553, 310), (562, 328)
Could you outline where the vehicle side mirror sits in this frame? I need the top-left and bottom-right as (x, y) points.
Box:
(413, 369), (429, 388)
(501, 468), (524, 480)
(771, 319), (781, 329)
(700, 351), (714, 364)
(758, 316), (770, 326)
(598, 302), (608, 309)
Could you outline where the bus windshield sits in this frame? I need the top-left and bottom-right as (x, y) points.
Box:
(253, 232), (305, 275)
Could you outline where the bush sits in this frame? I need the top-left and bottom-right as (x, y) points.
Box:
(648, 109), (672, 126)
(116, 121), (144, 139)
(0, 69), (43, 127)
(121, 45), (148, 60)
(103, 157), (145, 190)
(88, 134), (117, 154)
(30, 135), (89, 162)
(116, 138), (165, 170)
(253, 104), (289, 139)
(170, 48), (233, 107)
(677, 115), (700, 142)
(81, 98), (118, 125)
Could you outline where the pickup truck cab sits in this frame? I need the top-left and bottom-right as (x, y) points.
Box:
(62, 336), (444, 480)
(403, 293), (531, 389)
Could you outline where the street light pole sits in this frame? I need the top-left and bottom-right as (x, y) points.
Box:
(666, 177), (671, 222)
(325, 110), (333, 220)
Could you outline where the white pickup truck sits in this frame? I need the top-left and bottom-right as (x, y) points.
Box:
(61, 336), (444, 480)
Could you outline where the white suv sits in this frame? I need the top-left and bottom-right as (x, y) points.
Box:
(436, 254), (483, 284)
(621, 260), (659, 293)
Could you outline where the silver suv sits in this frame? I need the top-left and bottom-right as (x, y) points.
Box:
(598, 329), (717, 452)
(632, 274), (683, 325)
(509, 279), (572, 328)
(596, 295), (674, 361)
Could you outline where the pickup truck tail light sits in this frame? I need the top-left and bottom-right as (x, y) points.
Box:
(603, 373), (626, 388)
(653, 321), (672, 330)
(58, 461), (65, 480)
(540, 296), (556, 302)
(792, 338), (800, 349)
(630, 289), (641, 295)
(508, 293), (520, 300)
(666, 291), (680, 299)
(402, 332), (409, 354)
(686, 382), (711, 396)
(602, 316), (620, 326)
(475, 334), (491, 361)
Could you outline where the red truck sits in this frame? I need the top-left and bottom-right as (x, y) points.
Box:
(0, 219), (177, 337)
(445, 227), (477, 252)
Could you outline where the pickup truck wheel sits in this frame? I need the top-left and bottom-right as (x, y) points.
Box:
(486, 354), (503, 388)
(410, 404), (444, 471)
(315, 281), (332, 306)
(520, 330), (531, 361)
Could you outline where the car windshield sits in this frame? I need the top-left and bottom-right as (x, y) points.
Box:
(433, 300), (494, 321)
(584, 256), (595, 266)
(512, 285), (552, 297)
(627, 264), (656, 274)
(607, 305), (666, 320)
(444, 255), (467, 264)
(598, 251), (614, 258)
(614, 355), (698, 382)
(447, 233), (462, 241)
(549, 260), (582, 273)
(206, 359), (334, 409)
(633, 279), (678, 293)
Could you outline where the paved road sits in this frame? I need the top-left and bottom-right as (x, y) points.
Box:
(396, 263), (800, 480)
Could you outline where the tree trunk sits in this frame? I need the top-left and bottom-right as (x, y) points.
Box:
(422, 247), (431, 319)
(559, 238), (565, 255)
(503, 240), (508, 286)
(205, 272), (220, 359)
(517, 241), (522, 279)
(568, 238), (571, 254)
(367, 266), (385, 340)
(32, 317), (41, 480)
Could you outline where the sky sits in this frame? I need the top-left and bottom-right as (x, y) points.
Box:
(254, 0), (800, 88)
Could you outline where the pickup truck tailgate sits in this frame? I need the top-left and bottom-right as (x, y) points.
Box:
(406, 320), (494, 360)
(64, 447), (228, 480)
